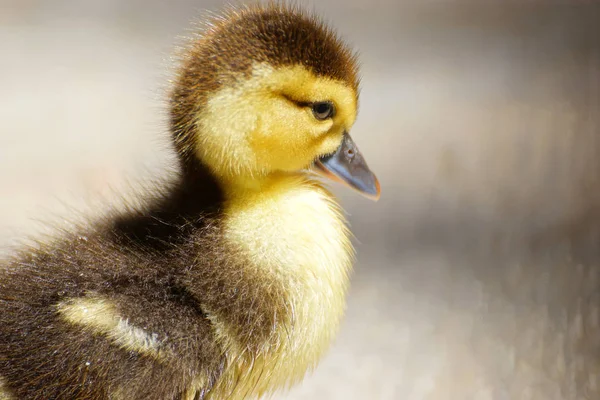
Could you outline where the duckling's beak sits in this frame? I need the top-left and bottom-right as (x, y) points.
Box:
(314, 132), (381, 201)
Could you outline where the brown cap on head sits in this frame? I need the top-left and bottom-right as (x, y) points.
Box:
(170, 4), (360, 166)
(206, 4), (360, 89)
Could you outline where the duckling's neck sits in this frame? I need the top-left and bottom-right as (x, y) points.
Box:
(221, 172), (353, 279)
(216, 171), (354, 396)
(219, 171), (303, 196)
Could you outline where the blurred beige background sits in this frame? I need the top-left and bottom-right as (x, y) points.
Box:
(1, 1), (600, 399)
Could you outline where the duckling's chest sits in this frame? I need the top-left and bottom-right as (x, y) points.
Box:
(217, 182), (353, 397)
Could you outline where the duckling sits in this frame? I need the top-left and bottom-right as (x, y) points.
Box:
(0, 3), (379, 400)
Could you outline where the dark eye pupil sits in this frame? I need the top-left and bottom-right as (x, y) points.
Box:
(312, 102), (334, 120)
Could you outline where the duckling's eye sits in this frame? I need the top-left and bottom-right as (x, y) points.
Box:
(311, 102), (335, 120)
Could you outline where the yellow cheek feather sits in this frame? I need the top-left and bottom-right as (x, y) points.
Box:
(249, 97), (334, 172)
(195, 63), (357, 181)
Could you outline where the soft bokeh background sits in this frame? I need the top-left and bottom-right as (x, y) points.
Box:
(1, 1), (600, 399)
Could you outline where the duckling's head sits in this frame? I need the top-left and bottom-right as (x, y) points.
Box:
(171, 4), (379, 199)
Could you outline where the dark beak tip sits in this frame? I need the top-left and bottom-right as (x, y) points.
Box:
(361, 174), (381, 201)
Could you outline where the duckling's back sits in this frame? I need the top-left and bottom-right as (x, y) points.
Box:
(0, 219), (224, 399)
